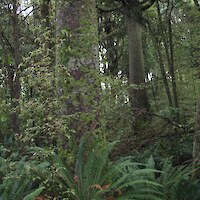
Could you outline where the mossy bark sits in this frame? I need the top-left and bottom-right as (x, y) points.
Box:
(56, 0), (99, 144)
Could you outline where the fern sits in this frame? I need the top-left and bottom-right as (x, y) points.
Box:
(144, 156), (198, 200)
(23, 186), (45, 200)
(38, 135), (163, 200)
(0, 154), (45, 200)
(0, 176), (44, 200)
(33, 135), (200, 200)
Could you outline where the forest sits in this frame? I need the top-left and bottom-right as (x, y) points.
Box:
(0, 0), (200, 199)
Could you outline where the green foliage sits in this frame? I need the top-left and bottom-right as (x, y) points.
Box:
(33, 135), (163, 200)
(0, 154), (45, 200)
(0, 176), (44, 200)
(100, 76), (132, 140)
(145, 156), (199, 200)
(23, 187), (45, 200)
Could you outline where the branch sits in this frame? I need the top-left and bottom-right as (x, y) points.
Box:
(148, 111), (185, 129)
(97, 2), (122, 13)
(18, 5), (33, 15)
(139, 0), (152, 4)
(1, 32), (14, 54)
(141, 0), (156, 11)
(20, 6), (39, 24)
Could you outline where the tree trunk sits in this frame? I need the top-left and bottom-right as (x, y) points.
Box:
(11, 0), (21, 137)
(40, 0), (50, 28)
(167, 1), (179, 111)
(0, 0), (21, 143)
(56, 0), (99, 142)
(148, 29), (173, 107)
(154, 42), (173, 108)
(125, 7), (149, 119)
(156, 0), (179, 111)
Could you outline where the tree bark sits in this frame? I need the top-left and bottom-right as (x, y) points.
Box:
(40, 0), (50, 28)
(56, 0), (99, 142)
(125, 6), (149, 119)
(10, 0), (21, 140)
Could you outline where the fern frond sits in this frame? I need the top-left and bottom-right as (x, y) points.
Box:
(23, 186), (45, 200)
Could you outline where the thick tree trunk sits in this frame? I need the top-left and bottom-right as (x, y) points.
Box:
(56, 0), (99, 142)
(192, 96), (200, 179)
(56, 0), (98, 68)
(125, 8), (149, 119)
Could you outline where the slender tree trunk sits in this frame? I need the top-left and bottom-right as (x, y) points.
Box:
(146, 20), (173, 107)
(156, 0), (179, 111)
(125, 7), (149, 119)
(168, 3), (179, 110)
(0, 33), (15, 139)
(11, 0), (21, 137)
(154, 40), (173, 107)
(0, 0), (21, 142)
(103, 12), (119, 75)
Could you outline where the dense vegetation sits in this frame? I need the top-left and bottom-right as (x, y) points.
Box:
(0, 0), (200, 199)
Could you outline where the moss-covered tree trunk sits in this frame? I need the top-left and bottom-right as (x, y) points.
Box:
(56, 0), (99, 143)
(56, 0), (98, 68)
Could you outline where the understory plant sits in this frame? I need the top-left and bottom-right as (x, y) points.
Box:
(0, 155), (44, 200)
(32, 134), (162, 200)
(0, 177), (44, 200)
(145, 156), (200, 200)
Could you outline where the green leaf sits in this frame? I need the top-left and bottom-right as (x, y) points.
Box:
(23, 187), (45, 200)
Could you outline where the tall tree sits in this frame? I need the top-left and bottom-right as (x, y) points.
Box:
(122, 0), (155, 120)
(56, 0), (99, 142)
(0, 0), (21, 141)
(98, 0), (155, 120)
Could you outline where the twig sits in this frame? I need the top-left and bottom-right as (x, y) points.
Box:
(19, 6), (39, 24)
